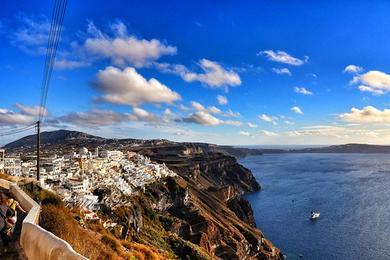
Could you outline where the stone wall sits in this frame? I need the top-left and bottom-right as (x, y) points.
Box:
(0, 179), (87, 260)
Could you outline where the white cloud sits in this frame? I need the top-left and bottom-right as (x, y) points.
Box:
(248, 122), (257, 128)
(132, 107), (149, 118)
(182, 111), (222, 126)
(285, 124), (385, 142)
(128, 107), (160, 122)
(239, 131), (251, 136)
(59, 110), (124, 127)
(11, 17), (177, 70)
(231, 63), (263, 74)
(344, 65), (363, 74)
(15, 103), (48, 117)
(351, 70), (390, 95)
(259, 50), (308, 66)
(190, 101), (239, 118)
(261, 130), (278, 137)
(0, 110), (34, 126)
(339, 106), (390, 123)
(0, 104), (48, 126)
(11, 15), (50, 55)
(57, 107), (165, 127)
(224, 120), (243, 126)
(83, 21), (177, 67)
(217, 95), (228, 105)
(291, 106), (303, 114)
(272, 67), (292, 76)
(294, 87), (313, 96)
(48, 21), (176, 70)
(156, 59), (241, 88)
(178, 104), (191, 112)
(208, 106), (222, 114)
(11, 18), (176, 69)
(94, 66), (181, 106)
(223, 109), (240, 118)
(287, 125), (348, 138)
(162, 108), (175, 122)
(358, 85), (384, 95)
(180, 110), (242, 126)
(258, 114), (278, 125)
(191, 101), (206, 112)
(54, 59), (90, 70)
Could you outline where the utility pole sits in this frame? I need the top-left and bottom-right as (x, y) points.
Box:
(36, 120), (40, 181)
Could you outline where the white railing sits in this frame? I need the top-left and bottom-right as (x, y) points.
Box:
(0, 179), (87, 260)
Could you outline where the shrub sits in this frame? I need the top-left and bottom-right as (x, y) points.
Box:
(40, 204), (118, 260)
(38, 189), (63, 206)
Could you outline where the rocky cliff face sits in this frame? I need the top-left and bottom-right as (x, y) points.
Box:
(130, 143), (283, 259)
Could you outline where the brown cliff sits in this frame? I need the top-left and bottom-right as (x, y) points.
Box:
(130, 143), (283, 259)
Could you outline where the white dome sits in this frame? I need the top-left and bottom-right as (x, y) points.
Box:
(79, 147), (89, 155)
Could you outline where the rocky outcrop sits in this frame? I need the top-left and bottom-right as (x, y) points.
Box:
(227, 196), (257, 227)
(134, 144), (260, 193)
(130, 143), (283, 259)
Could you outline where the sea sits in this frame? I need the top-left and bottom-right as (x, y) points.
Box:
(240, 153), (390, 260)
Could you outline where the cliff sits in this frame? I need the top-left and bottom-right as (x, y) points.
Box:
(128, 143), (282, 259)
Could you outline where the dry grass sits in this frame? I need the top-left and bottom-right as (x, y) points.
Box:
(40, 204), (119, 259)
(26, 185), (211, 260)
(0, 173), (17, 182)
(122, 241), (167, 260)
(37, 190), (168, 259)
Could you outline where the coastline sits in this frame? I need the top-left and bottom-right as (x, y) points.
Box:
(238, 153), (390, 259)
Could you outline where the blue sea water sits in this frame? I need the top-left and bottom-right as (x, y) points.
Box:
(240, 153), (390, 260)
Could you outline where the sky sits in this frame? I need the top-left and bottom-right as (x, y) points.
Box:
(1, 0), (390, 145)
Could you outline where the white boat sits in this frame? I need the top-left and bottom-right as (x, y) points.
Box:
(310, 211), (320, 219)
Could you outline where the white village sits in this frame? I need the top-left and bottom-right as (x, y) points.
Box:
(0, 148), (177, 221)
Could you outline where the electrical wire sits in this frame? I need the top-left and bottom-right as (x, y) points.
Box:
(39, 0), (61, 119)
(39, 0), (67, 121)
(0, 2), (68, 139)
(0, 125), (36, 137)
(41, 0), (67, 114)
(39, 0), (68, 123)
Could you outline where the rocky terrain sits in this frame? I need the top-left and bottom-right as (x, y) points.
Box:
(128, 143), (282, 259)
(4, 130), (283, 259)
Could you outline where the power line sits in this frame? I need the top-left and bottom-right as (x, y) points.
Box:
(39, 0), (61, 120)
(0, 125), (36, 137)
(36, 0), (67, 181)
(40, 0), (67, 115)
(39, 0), (68, 123)
(41, 0), (67, 115)
(39, 0), (67, 121)
(0, 123), (36, 134)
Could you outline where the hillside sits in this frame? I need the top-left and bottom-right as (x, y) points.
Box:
(4, 130), (283, 259)
(290, 143), (390, 153)
(3, 130), (266, 158)
(4, 129), (103, 149)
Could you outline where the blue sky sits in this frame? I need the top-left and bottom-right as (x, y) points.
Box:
(1, 0), (390, 145)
